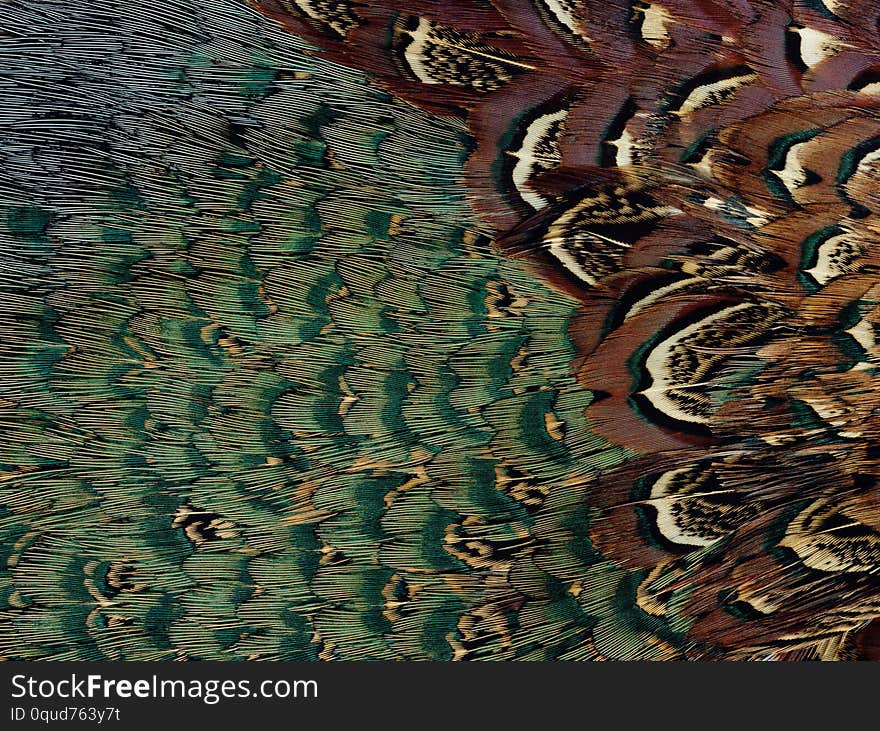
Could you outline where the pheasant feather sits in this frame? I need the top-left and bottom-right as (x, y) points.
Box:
(1, 0), (878, 661)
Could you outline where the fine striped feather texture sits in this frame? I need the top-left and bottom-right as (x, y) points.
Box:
(1, 0), (879, 661)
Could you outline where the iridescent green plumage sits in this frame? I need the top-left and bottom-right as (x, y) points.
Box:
(0, 0), (662, 661)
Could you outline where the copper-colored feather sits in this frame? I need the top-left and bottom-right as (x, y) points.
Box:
(246, 0), (880, 660)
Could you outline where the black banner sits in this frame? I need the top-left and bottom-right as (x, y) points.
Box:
(0, 661), (875, 727)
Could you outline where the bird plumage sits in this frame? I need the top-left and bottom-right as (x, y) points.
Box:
(1, 0), (879, 660)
